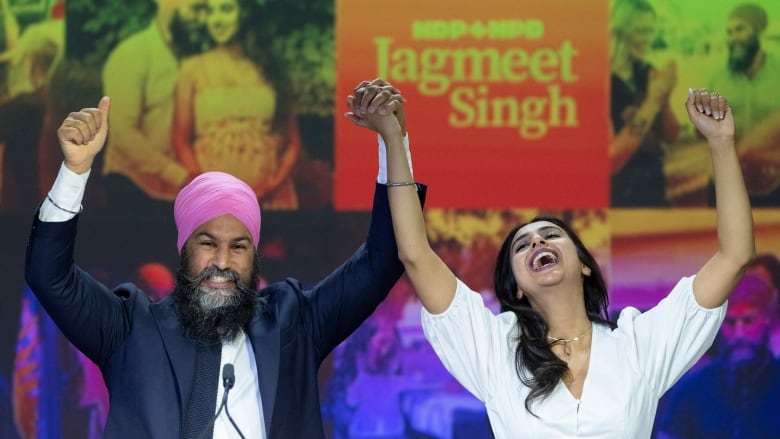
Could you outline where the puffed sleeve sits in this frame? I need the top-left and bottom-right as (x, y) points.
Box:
(422, 278), (517, 403)
(615, 275), (726, 397)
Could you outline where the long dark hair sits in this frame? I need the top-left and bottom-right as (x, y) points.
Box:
(493, 216), (612, 414)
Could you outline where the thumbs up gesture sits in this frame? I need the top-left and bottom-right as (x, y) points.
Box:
(57, 96), (111, 174)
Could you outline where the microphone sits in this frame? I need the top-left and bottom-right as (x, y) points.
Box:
(223, 363), (235, 390)
(196, 363), (245, 439)
(221, 364), (245, 439)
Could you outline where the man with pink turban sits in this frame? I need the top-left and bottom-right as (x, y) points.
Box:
(24, 79), (423, 438)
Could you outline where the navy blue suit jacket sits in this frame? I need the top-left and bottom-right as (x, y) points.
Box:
(25, 183), (426, 438)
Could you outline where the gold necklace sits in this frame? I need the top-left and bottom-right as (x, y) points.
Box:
(547, 324), (592, 356)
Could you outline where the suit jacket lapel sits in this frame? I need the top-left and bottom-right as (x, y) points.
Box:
(247, 304), (280, 432)
(150, 298), (196, 427)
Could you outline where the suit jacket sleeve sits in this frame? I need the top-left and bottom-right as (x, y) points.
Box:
(24, 213), (132, 366)
(304, 182), (426, 359)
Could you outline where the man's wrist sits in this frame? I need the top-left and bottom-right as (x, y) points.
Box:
(377, 132), (412, 184)
(40, 163), (90, 222)
(64, 160), (92, 175)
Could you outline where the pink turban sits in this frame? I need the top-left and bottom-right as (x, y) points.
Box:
(174, 172), (261, 253)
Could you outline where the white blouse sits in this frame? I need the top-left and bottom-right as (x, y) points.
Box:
(421, 276), (726, 438)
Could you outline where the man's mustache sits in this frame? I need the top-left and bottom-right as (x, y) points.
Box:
(185, 265), (241, 287)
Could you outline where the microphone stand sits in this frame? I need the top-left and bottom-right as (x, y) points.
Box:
(196, 363), (245, 439)
(221, 364), (245, 439)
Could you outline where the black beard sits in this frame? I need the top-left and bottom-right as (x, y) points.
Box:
(169, 10), (207, 57)
(724, 344), (774, 392)
(728, 35), (760, 73)
(173, 251), (261, 345)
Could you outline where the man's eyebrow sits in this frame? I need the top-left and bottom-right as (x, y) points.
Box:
(192, 233), (251, 243)
(193, 231), (215, 240)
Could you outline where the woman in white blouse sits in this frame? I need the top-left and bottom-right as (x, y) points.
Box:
(346, 84), (754, 438)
